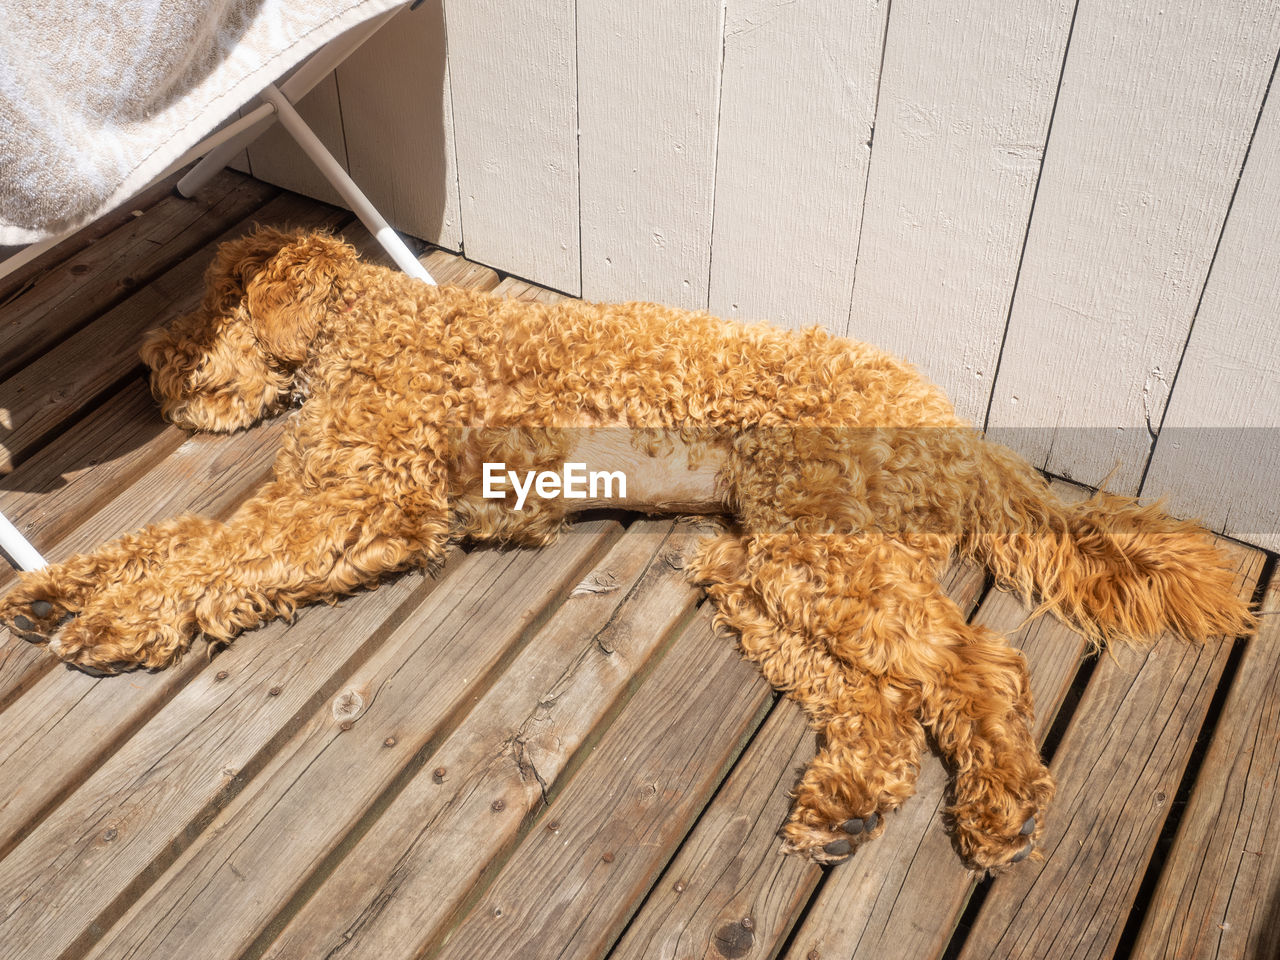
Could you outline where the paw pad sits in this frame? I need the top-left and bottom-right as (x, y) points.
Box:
(1020, 816), (1035, 836)
(822, 838), (852, 857)
(31, 600), (53, 618)
(840, 812), (879, 835)
(1010, 842), (1032, 863)
(13, 615), (34, 632)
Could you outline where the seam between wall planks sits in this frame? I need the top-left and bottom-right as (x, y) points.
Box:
(980, 0), (1082, 436)
(439, 0), (465, 256)
(574, 0), (582, 305)
(842, 0), (895, 336)
(1136, 40), (1280, 497)
(706, 0), (737, 309)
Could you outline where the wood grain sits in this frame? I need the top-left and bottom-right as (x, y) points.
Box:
(0, 566), (432, 960)
(577, 0), (722, 307)
(0, 171), (188, 303)
(986, 0), (1280, 492)
(444, 0), (580, 292)
(847, 0), (1072, 422)
(259, 520), (710, 960)
(0, 380), (180, 559)
(492, 276), (569, 304)
(707, 0), (885, 332)
(0, 171), (277, 381)
(956, 542), (1265, 960)
(0, 417), (291, 854)
(430, 604), (774, 960)
(1130, 568), (1280, 960)
(610, 554), (987, 960)
(85, 521), (620, 960)
(423, 248), (502, 291)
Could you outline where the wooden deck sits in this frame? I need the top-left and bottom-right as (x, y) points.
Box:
(1, 170), (1277, 960)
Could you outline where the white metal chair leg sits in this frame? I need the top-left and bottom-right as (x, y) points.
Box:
(177, 6), (404, 198)
(0, 510), (44, 571)
(174, 104), (277, 198)
(258, 83), (433, 283)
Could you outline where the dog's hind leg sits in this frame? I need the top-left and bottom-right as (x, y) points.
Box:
(917, 620), (1054, 871)
(34, 479), (447, 673)
(695, 534), (926, 864)
(731, 532), (1052, 870)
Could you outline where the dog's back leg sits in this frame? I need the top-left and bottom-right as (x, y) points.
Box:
(15, 478), (447, 673)
(694, 533), (926, 864)
(728, 532), (1052, 871)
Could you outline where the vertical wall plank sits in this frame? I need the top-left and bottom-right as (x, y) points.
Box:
(986, 0), (1280, 493)
(847, 0), (1073, 424)
(245, 75), (349, 209)
(1141, 76), (1280, 553)
(707, 0), (885, 331)
(577, 1), (723, 308)
(337, 2), (462, 250)
(445, 0), (579, 293)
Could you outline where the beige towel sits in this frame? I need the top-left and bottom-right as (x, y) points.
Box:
(0, 0), (403, 244)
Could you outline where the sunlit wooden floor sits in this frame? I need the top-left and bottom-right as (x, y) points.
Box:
(1, 169), (1276, 960)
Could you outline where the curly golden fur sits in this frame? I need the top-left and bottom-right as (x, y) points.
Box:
(0, 228), (1255, 871)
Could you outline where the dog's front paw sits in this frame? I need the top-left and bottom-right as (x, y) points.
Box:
(1, 581), (74, 642)
(48, 611), (192, 674)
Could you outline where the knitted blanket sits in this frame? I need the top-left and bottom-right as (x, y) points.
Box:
(0, 0), (402, 244)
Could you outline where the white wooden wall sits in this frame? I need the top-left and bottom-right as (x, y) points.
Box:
(245, 0), (1280, 552)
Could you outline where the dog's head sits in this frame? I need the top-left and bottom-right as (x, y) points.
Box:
(140, 227), (357, 432)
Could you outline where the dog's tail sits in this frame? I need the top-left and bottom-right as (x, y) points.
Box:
(960, 438), (1255, 647)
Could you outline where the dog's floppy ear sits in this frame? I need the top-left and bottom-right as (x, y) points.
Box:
(246, 231), (357, 365)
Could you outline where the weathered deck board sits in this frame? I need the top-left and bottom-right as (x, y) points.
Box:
(956, 542), (1265, 960)
(87, 520), (621, 960)
(611, 696), (820, 960)
(259, 519), (711, 960)
(609, 555), (987, 960)
(1, 178), (1276, 960)
(0, 414), (287, 712)
(430, 604), (774, 960)
(492, 275), (569, 304)
(1131, 566), (1280, 960)
(0, 417), (292, 859)
(0, 192), (349, 473)
(0, 378), (179, 621)
(423, 247), (502, 291)
(0, 172), (189, 304)
(0, 381), (180, 561)
(0, 171), (277, 380)
(0, 231), (506, 875)
(0, 565), (433, 960)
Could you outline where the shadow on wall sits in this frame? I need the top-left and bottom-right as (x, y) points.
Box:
(243, 0), (456, 248)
